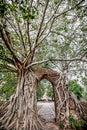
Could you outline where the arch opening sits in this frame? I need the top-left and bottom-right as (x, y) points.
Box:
(37, 79), (56, 122)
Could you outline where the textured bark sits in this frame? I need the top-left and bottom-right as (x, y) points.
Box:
(0, 67), (85, 130)
(35, 68), (70, 128)
(0, 69), (45, 130)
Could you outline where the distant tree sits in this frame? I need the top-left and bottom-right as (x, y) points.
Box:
(37, 82), (45, 100)
(47, 85), (53, 100)
(82, 77), (87, 87)
(0, 72), (17, 100)
(68, 80), (84, 100)
(82, 77), (87, 100)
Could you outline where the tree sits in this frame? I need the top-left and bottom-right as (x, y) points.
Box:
(82, 77), (87, 100)
(0, 0), (87, 130)
(37, 82), (45, 100)
(68, 80), (84, 100)
(0, 72), (17, 100)
(47, 85), (53, 100)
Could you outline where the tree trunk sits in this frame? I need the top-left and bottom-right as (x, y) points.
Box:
(53, 74), (69, 128)
(0, 67), (83, 130)
(0, 69), (45, 130)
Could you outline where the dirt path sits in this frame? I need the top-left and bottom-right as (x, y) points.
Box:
(37, 101), (59, 130)
(37, 101), (55, 122)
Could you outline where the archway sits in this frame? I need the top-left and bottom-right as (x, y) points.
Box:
(35, 68), (69, 125)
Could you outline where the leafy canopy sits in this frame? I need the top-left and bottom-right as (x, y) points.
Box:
(0, 72), (17, 100)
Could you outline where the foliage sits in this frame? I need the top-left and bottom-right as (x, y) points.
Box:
(0, 72), (17, 100)
(0, 121), (2, 126)
(59, 121), (64, 129)
(68, 80), (84, 100)
(47, 85), (53, 99)
(82, 91), (87, 101)
(82, 77), (87, 87)
(37, 82), (45, 100)
(0, 0), (86, 78)
(69, 114), (80, 129)
(69, 114), (87, 130)
(80, 119), (87, 129)
(37, 80), (54, 100)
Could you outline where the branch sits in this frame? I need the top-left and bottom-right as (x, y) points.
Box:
(30, 0), (34, 7)
(0, 27), (22, 65)
(17, 22), (26, 53)
(5, 17), (21, 40)
(0, 62), (17, 73)
(26, 59), (49, 69)
(34, 13), (56, 48)
(24, 0), (50, 65)
(80, 51), (87, 59)
(33, 0), (84, 49)
(51, 58), (87, 62)
(26, 57), (87, 69)
(51, 31), (66, 38)
(70, 43), (87, 61)
(54, 0), (84, 19)
(70, 69), (87, 71)
(5, 17), (28, 55)
(39, 0), (63, 38)
(35, 0), (49, 44)
(34, 31), (50, 49)
(1, 56), (14, 65)
(38, 0), (84, 40)
(79, 4), (87, 8)
(27, 22), (32, 52)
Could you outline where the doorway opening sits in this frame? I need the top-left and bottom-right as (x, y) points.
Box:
(37, 79), (55, 122)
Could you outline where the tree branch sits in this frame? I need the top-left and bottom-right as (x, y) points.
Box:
(0, 27), (22, 65)
(80, 51), (87, 59)
(26, 59), (49, 69)
(54, 0), (84, 19)
(0, 62), (17, 73)
(5, 17), (21, 41)
(17, 22), (26, 53)
(51, 58), (87, 62)
(70, 69), (87, 72)
(26, 57), (87, 69)
(33, 0), (84, 49)
(35, 0), (49, 45)
(30, 0), (34, 7)
(24, 0), (50, 65)
(0, 55), (14, 65)
(34, 16), (55, 48)
(27, 22), (32, 52)
(38, 16), (55, 45)
(39, 0), (63, 38)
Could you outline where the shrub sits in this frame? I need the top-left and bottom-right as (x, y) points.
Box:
(69, 114), (87, 130)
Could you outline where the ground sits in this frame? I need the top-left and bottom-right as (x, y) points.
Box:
(37, 101), (59, 130)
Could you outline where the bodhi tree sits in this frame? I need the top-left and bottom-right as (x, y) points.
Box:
(0, 0), (87, 130)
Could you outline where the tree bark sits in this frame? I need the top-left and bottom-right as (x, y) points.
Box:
(35, 68), (70, 126)
(0, 69), (45, 130)
(0, 67), (82, 130)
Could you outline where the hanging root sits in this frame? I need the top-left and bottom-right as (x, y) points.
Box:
(70, 91), (87, 121)
(0, 101), (46, 130)
(0, 70), (46, 130)
(1, 68), (86, 130)
(55, 74), (69, 122)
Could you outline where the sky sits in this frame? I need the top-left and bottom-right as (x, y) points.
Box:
(85, 0), (87, 4)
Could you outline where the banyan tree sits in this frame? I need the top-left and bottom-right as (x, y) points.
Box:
(0, 0), (87, 130)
